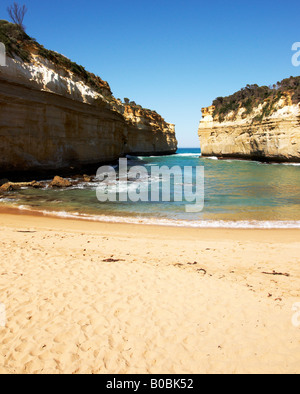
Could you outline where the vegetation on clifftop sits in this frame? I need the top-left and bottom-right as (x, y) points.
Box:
(0, 20), (112, 95)
(0, 20), (171, 126)
(212, 76), (300, 122)
(0, 20), (163, 118)
(0, 19), (32, 61)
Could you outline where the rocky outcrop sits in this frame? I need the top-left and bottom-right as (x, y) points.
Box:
(0, 180), (43, 191)
(49, 176), (72, 188)
(0, 175), (96, 193)
(0, 23), (177, 176)
(198, 92), (300, 162)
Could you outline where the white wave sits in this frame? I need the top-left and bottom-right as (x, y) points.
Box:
(175, 153), (201, 158)
(11, 204), (300, 229)
(17, 205), (29, 211)
(282, 163), (300, 167)
(0, 198), (15, 203)
(270, 162), (300, 167)
(127, 153), (201, 160)
(69, 182), (97, 190)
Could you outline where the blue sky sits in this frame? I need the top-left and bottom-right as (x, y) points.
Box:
(1, 0), (299, 147)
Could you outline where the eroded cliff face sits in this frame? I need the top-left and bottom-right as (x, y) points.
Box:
(0, 49), (177, 175)
(198, 95), (300, 162)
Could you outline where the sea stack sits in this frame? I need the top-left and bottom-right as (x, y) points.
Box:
(198, 78), (300, 162)
(0, 21), (177, 176)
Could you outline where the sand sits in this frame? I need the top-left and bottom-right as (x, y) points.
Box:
(0, 211), (300, 374)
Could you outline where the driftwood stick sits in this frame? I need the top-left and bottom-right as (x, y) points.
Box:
(262, 271), (290, 277)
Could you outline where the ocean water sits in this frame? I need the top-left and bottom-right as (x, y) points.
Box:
(1, 148), (300, 228)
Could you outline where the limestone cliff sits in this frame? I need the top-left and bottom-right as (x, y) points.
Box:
(198, 80), (300, 162)
(0, 21), (177, 175)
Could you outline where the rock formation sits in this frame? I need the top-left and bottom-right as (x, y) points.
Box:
(0, 180), (43, 191)
(0, 21), (177, 176)
(49, 176), (72, 188)
(198, 80), (300, 162)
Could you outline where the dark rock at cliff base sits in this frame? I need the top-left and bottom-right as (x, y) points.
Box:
(31, 181), (44, 189)
(83, 175), (93, 182)
(0, 179), (10, 187)
(0, 183), (14, 192)
(50, 176), (72, 188)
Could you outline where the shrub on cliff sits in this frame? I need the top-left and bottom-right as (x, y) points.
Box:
(7, 2), (27, 32)
(0, 19), (33, 61)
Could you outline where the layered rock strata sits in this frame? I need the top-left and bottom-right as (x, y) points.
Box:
(198, 95), (300, 162)
(0, 31), (177, 175)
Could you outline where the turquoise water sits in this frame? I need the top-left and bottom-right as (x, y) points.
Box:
(1, 148), (300, 228)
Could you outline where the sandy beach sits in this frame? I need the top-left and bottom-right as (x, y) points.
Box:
(0, 210), (300, 374)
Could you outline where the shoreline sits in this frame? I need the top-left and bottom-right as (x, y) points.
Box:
(0, 207), (299, 239)
(1, 205), (300, 230)
(201, 153), (300, 164)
